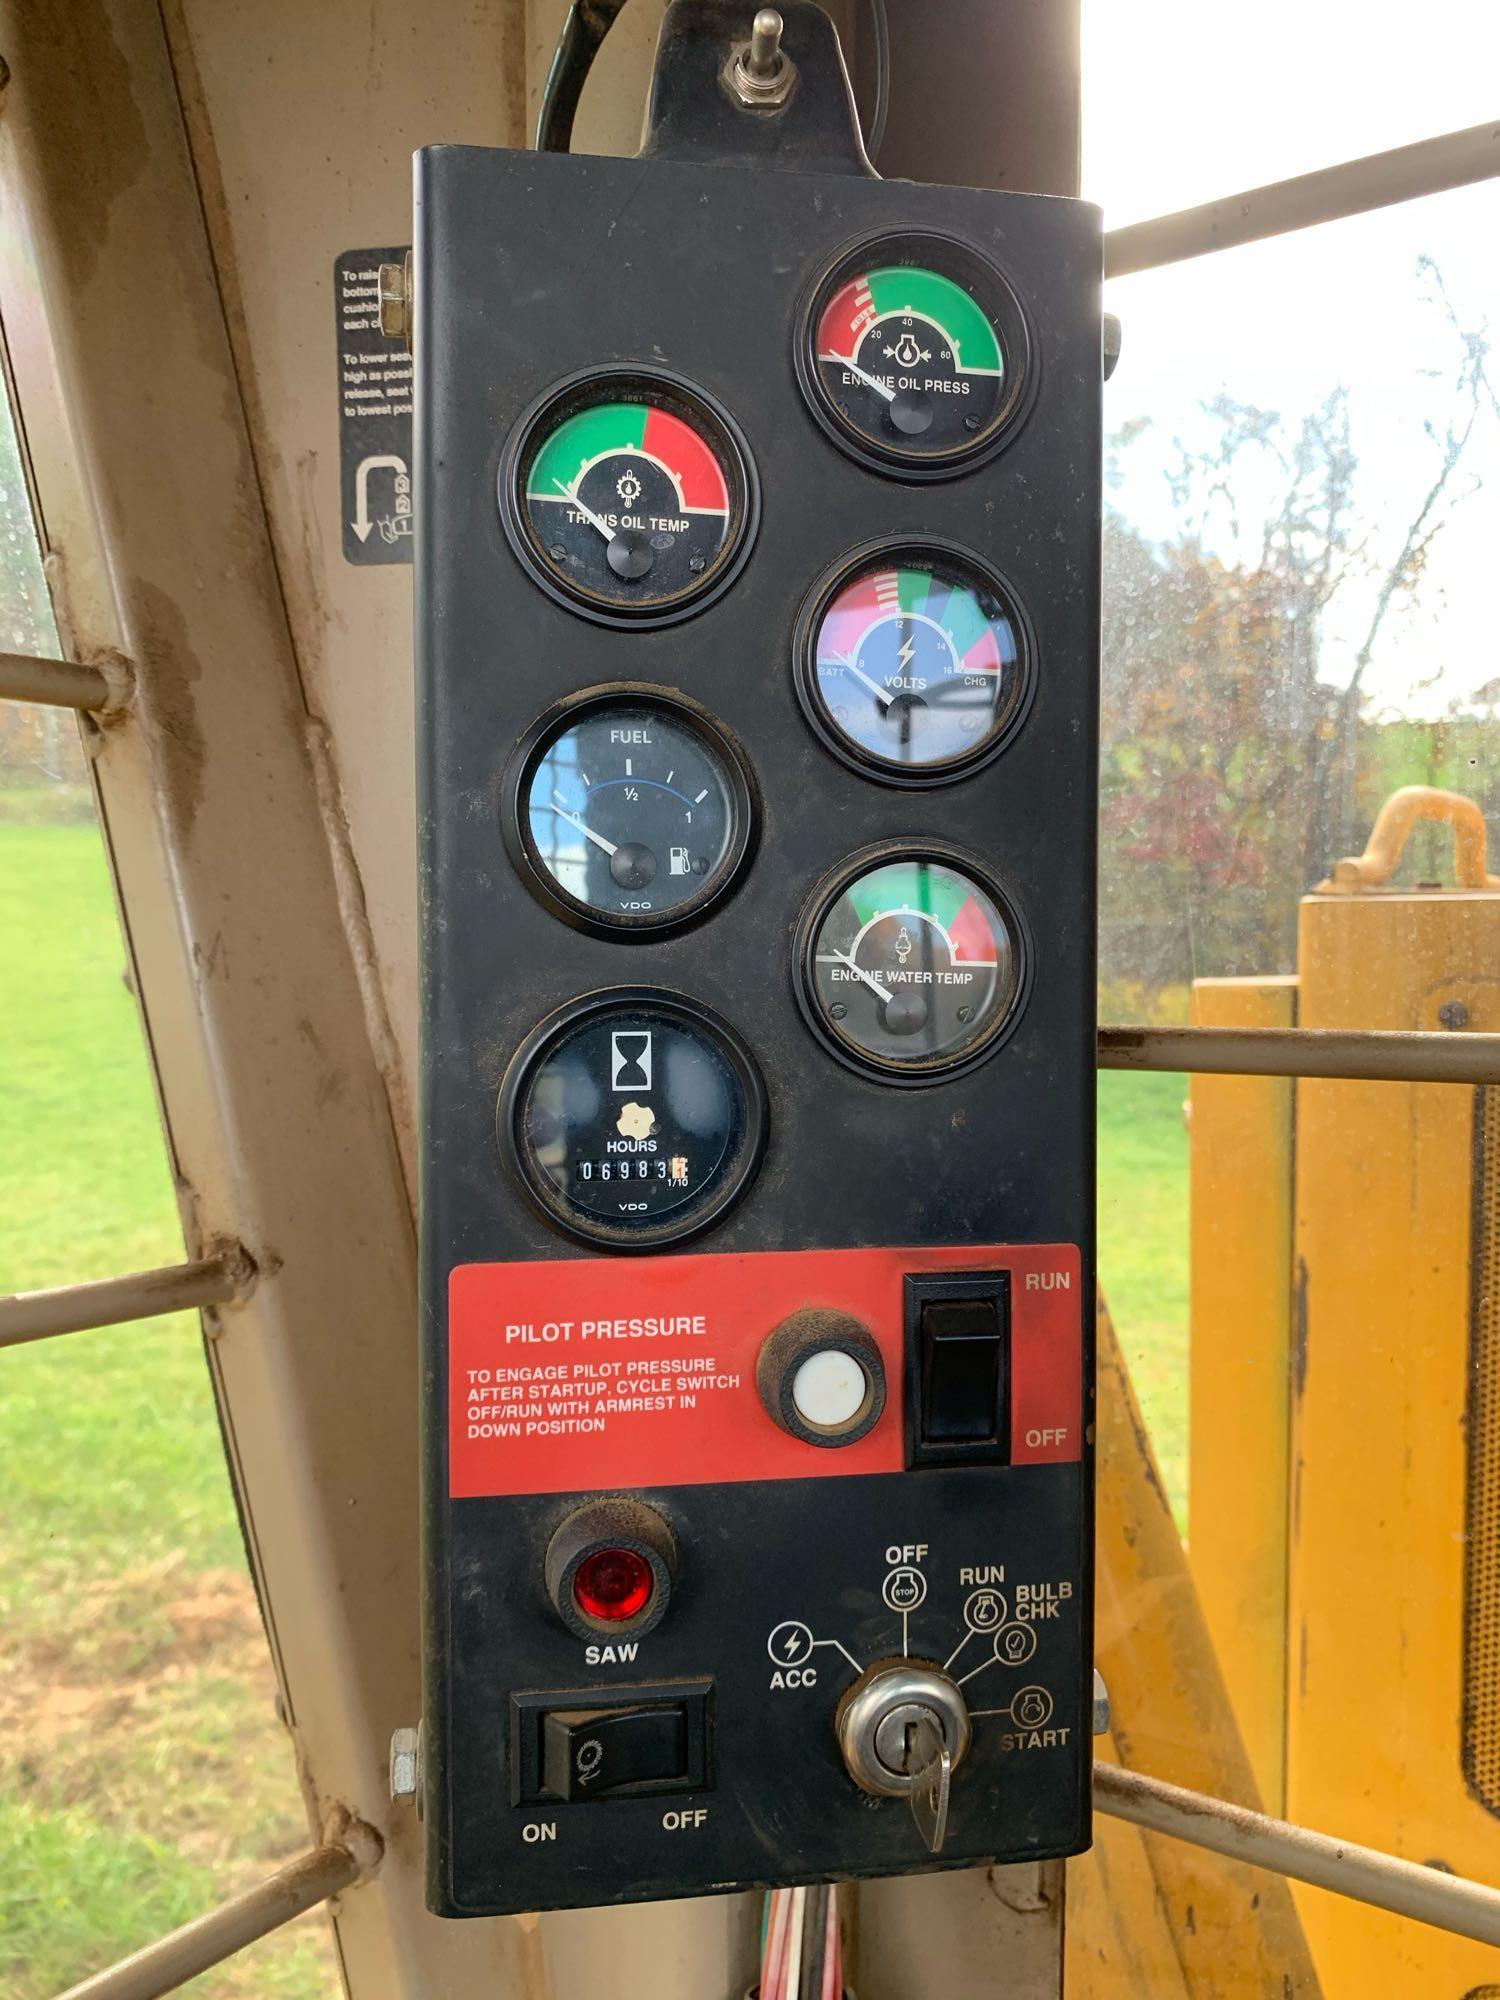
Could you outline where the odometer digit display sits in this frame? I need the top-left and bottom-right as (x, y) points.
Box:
(502, 992), (767, 1248)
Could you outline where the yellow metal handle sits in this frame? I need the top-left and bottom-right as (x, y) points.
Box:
(1322, 785), (1500, 893)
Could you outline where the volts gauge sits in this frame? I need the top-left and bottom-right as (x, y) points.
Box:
(503, 689), (755, 936)
(501, 991), (767, 1249)
(501, 367), (758, 624)
(798, 233), (1031, 476)
(796, 540), (1033, 783)
(796, 848), (1028, 1082)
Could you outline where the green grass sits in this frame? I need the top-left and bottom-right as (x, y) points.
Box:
(1096, 1068), (1191, 1514)
(0, 821), (1192, 1997)
(0, 819), (337, 2000)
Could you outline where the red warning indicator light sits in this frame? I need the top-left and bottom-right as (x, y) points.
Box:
(573, 1546), (654, 1624)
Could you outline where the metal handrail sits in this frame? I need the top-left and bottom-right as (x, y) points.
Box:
(1105, 117), (1500, 278)
(0, 1249), (253, 1348)
(0, 647), (117, 710)
(52, 1841), (367, 2000)
(1098, 1023), (1500, 1085)
(1095, 1762), (1500, 1949)
(48, 1770), (1500, 1999)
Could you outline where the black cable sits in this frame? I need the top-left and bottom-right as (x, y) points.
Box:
(865, 0), (890, 163)
(535, 0), (629, 153)
(803, 1882), (829, 2000)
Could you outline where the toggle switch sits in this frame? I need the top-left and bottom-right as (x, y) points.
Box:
(904, 1272), (1010, 1466)
(757, 1307), (886, 1447)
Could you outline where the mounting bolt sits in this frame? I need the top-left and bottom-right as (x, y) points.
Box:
(1438, 1000), (1470, 1031)
(725, 7), (797, 110)
(390, 1724), (422, 1804)
(379, 254), (413, 349)
(1102, 314), (1123, 381)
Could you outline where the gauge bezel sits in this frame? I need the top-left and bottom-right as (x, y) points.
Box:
(792, 536), (1038, 788)
(499, 364), (760, 628)
(795, 229), (1036, 481)
(498, 988), (769, 1250)
(501, 685), (759, 940)
(793, 840), (1033, 1086)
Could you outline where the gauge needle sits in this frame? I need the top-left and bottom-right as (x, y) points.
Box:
(826, 353), (896, 405)
(832, 652), (894, 709)
(547, 802), (618, 857)
(553, 477), (615, 543)
(824, 948), (895, 1004)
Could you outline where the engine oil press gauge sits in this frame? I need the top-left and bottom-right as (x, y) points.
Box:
(503, 689), (755, 936)
(500, 991), (768, 1249)
(797, 232), (1031, 476)
(795, 540), (1033, 783)
(500, 367), (758, 625)
(796, 847), (1028, 1082)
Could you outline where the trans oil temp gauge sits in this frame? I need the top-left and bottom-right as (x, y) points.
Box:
(503, 690), (755, 936)
(501, 367), (758, 625)
(501, 991), (767, 1249)
(798, 232), (1030, 476)
(796, 540), (1033, 783)
(796, 848), (1027, 1082)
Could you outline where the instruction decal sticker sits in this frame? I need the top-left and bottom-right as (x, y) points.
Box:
(335, 246), (413, 565)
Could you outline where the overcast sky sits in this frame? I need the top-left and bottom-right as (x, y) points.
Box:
(1081, 1), (1500, 718)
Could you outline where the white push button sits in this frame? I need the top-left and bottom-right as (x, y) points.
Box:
(791, 1349), (868, 1430)
(757, 1308), (886, 1447)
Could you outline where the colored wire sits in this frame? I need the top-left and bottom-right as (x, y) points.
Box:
(822, 1886), (840, 2000)
(784, 1885), (807, 2000)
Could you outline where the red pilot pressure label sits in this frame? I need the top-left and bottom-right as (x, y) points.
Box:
(448, 1243), (1082, 1498)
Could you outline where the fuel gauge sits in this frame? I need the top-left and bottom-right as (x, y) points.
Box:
(796, 848), (1028, 1081)
(504, 690), (755, 937)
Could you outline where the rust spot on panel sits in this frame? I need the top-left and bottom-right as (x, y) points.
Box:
(298, 1015), (349, 1111)
(132, 581), (208, 835)
(1291, 1255), (1309, 1398)
(6, 0), (150, 293)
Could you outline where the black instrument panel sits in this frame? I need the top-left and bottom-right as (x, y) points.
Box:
(416, 138), (1100, 1916)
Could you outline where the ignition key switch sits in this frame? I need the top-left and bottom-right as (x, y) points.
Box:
(836, 1661), (971, 1854)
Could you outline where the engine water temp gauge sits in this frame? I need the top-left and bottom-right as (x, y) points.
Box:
(500, 367), (758, 624)
(796, 541), (1033, 783)
(798, 232), (1030, 475)
(796, 849), (1027, 1082)
(501, 991), (768, 1248)
(503, 690), (755, 936)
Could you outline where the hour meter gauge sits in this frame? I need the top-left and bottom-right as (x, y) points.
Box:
(797, 232), (1031, 476)
(503, 690), (755, 937)
(500, 367), (758, 624)
(796, 849), (1027, 1082)
(500, 991), (767, 1248)
(796, 541), (1033, 783)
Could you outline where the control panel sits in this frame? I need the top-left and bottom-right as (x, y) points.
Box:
(416, 1), (1099, 1918)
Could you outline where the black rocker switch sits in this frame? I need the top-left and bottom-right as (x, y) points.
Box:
(905, 1273), (1011, 1466)
(512, 1681), (713, 1807)
(542, 1702), (687, 1802)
